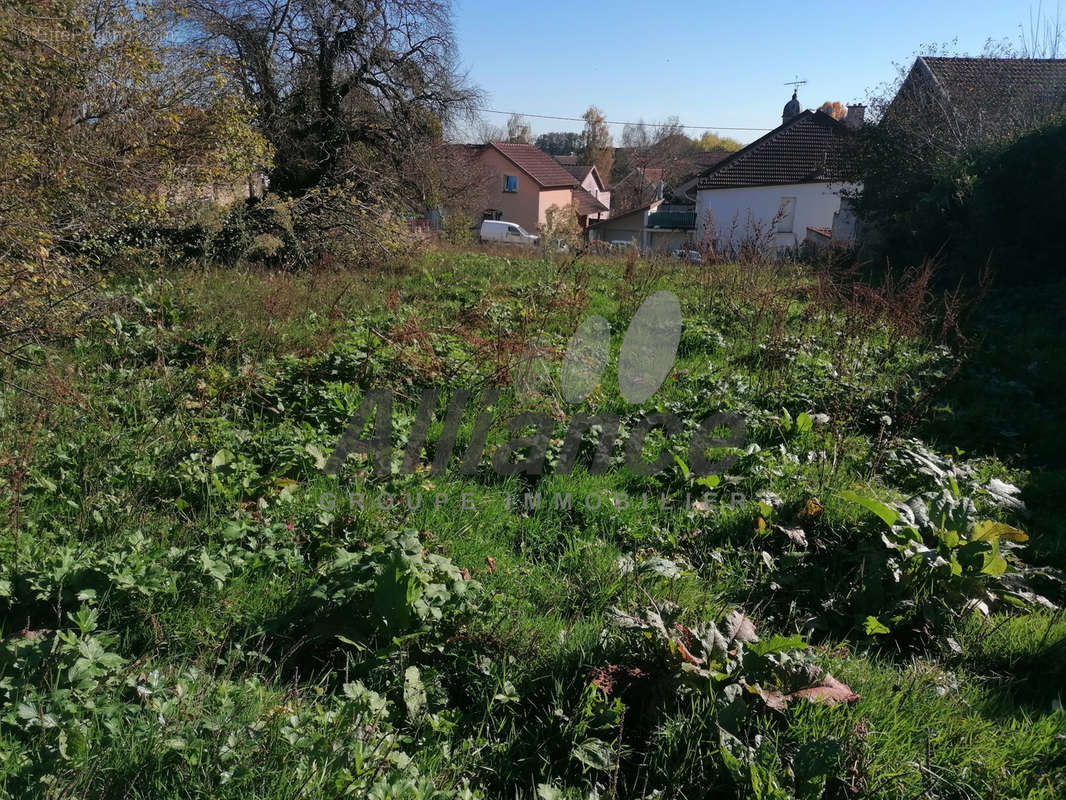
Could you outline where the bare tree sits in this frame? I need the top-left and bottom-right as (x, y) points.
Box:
(613, 115), (697, 209)
(506, 113), (532, 144)
(178, 0), (480, 196)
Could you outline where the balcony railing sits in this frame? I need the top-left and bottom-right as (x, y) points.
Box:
(646, 211), (696, 229)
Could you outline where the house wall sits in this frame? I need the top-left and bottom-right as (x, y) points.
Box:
(588, 213), (646, 245)
(476, 148), (542, 232)
(538, 188), (579, 228)
(646, 230), (693, 253)
(579, 173), (610, 220)
(696, 182), (859, 250)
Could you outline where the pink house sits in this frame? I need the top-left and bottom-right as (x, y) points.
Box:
(475, 143), (608, 233)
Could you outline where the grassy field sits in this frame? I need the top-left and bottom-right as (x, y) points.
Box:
(1, 249), (1063, 799)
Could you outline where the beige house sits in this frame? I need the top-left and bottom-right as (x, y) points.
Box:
(474, 143), (607, 233)
(556, 161), (611, 222)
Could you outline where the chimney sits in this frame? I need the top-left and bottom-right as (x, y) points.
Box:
(844, 104), (866, 129)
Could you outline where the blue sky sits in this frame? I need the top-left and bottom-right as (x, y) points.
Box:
(452, 0), (1048, 144)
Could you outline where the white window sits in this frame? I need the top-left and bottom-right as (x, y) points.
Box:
(776, 197), (797, 232)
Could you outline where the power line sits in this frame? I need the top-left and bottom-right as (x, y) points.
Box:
(475, 107), (772, 132)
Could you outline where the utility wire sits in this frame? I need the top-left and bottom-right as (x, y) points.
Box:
(475, 107), (772, 132)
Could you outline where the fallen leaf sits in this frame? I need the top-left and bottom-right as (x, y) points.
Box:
(725, 610), (760, 643)
(485, 556), (497, 573)
(749, 684), (788, 710)
(798, 498), (824, 521)
(674, 639), (705, 666)
(459, 568), (471, 581)
(775, 524), (808, 549)
(788, 673), (859, 705)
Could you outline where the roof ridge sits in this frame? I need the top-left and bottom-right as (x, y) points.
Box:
(696, 109), (816, 183)
(696, 111), (852, 190)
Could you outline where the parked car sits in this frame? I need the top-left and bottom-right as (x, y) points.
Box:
(608, 240), (638, 253)
(673, 249), (702, 263)
(479, 220), (539, 246)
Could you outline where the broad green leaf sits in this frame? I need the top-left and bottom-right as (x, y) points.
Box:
(839, 489), (900, 528)
(864, 616), (890, 635)
(981, 555), (1008, 577)
(403, 666), (426, 720)
(697, 473), (721, 489)
(571, 738), (616, 772)
(748, 634), (808, 655)
(211, 449), (234, 470)
(795, 412), (813, 433)
(972, 521), (1028, 543)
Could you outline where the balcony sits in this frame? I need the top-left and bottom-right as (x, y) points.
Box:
(646, 211), (696, 230)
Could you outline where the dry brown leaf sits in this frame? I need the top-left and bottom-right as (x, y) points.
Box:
(484, 556), (497, 573)
(675, 639), (705, 666)
(788, 673), (860, 705)
(775, 525), (808, 549)
(725, 610), (760, 643)
(798, 498), (824, 521)
(751, 685), (788, 710)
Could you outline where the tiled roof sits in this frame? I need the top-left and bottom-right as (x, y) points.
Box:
(554, 154), (581, 166)
(673, 152), (733, 201)
(572, 186), (609, 215)
(489, 143), (579, 188)
(807, 226), (832, 238)
(696, 111), (852, 190)
(561, 163), (594, 182)
(691, 151), (733, 169)
(922, 56), (1066, 109)
(889, 57), (1066, 139)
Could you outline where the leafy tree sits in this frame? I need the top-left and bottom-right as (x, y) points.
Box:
(581, 106), (613, 178)
(851, 40), (1066, 272)
(534, 131), (583, 155)
(818, 101), (847, 120)
(1, 0), (267, 344)
(696, 131), (743, 152)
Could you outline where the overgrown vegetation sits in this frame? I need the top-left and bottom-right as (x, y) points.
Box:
(3, 3), (1066, 798)
(2, 250), (1063, 798)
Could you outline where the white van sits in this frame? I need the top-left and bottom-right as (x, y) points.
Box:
(479, 220), (539, 246)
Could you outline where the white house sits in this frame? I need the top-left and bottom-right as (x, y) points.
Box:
(695, 94), (863, 253)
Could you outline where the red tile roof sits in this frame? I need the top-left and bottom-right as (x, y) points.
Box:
(807, 226), (832, 238)
(489, 143), (579, 188)
(572, 186), (609, 215)
(561, 163), (594, 181)
(696, 111), (853, 190)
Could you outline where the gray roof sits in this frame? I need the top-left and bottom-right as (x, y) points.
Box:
(696, 110), (853, 190)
